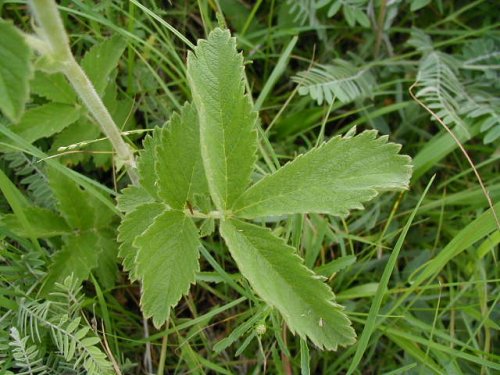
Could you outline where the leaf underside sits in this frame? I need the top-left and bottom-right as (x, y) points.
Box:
(220, 219), (356, 350)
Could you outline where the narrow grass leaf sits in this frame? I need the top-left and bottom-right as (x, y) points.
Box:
(346, 176), (434, 374)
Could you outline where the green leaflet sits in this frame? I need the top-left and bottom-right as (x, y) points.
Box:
(0, 19), (32, 122)
(81, 35), (126, 96)
(117, 202), (165, 280)
(40, 231), (106, 295)
(92, 229), (119, 291)
(41, 169), (117, 294)
(11, 103), (81, 144)
(31, 71), (75, 104)
(134, 211), (200, 328)
(187, 28), (257, 210)
(116, 185), (155, 213)
(48, 169), (114, 230)
(1, 206), (70, 238)
(137, 131), (160, 200)
(233, 130), (412, 218)
(156, 102), (209, 209)
(220, 219), (356, 350)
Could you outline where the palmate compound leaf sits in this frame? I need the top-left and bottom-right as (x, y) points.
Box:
(233, 130), (412, 219)
(187, 28), (257, 211)
(220, 219), (356, 350)
(41, 169), (117, 294)
(133, 211), (200, 328)
(118, 100), (209, 325)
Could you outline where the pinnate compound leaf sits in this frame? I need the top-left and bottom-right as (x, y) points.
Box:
(134, 211), (200, 328)
(117, 202), (165, 280)
(0, 19), (32, 122)
(156, 102), (209, 209)
(187, 28), (257, 210)
(220, 219), (356, 350)
(234, 130), (412, 218)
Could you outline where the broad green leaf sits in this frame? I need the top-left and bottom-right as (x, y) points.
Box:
(0, 19), (32, 122)
(187, 28), (257, 210)
(234, 130), (412, 218)
(48, 168), (114, 230)
(40, 231), (104, 295)
(134, 211), (200, 328)
(31, 71), (75, 104)
(81, 35), (126, 95)
(11, 103), (80, 143)
(117, 202), (165, 280)
(155, 102), (209, 209)
(0, 207), (70, 238)
(220, 219), (356, 350)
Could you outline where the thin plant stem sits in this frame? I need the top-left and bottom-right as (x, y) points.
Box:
(409, 82), (500, 230)
(28, 0), (139, 185)
(157, 328), (169, 375)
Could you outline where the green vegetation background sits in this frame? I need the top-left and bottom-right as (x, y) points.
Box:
(0, 1), (498, 374)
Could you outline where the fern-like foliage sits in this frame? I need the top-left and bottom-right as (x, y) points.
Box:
(8, 327), (47, 375)
(293, 59), (375, 105)
(285, 0), (327, 41)
(415, 52), (468, 130)
(413, 30), (500, 143)
(317, 0), (370, 27)
(16, 277), (113, 375)
(2, 152), (55, 209)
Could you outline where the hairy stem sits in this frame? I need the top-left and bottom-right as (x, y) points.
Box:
(28, 0), (139, 185)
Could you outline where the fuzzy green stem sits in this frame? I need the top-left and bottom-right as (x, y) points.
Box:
(28, 0), (71, 60)
(60, 60), (139, 184)
(28, 0), (139, 185)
